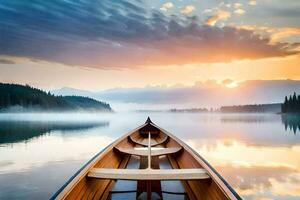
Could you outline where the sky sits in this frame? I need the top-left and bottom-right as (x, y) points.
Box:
(0, 0), (300, 91)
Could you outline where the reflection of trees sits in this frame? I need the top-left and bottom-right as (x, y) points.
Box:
(220, 115), (276, 123)
(281, 114), (300, 134)
(0, 121), (109, 144)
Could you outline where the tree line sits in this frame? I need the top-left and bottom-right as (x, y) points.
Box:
(0, 83), (73, 110)
(220, 104), (281, 113)
(0, 83), (112, 111)
(281, 92), (300, 113)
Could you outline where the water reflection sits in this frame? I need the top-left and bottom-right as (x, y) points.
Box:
(0, 116), (115, 200)
(220, 114), (278, 123)
(0, 113), (300, 200)
(187, 139), (300, 200)
(0, 121), (109, 144)
(281, 114), (300, 134)
(216, 164), (300, 198)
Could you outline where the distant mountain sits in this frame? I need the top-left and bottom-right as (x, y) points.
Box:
(52, 80), (300, 109)
(0, 83), (112, 112)
(52, 87), (94, 97)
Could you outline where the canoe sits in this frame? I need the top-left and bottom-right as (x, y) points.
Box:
(50, 117), (241, 200)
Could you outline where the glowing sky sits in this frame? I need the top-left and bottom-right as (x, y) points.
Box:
(0, 0), (299, 90)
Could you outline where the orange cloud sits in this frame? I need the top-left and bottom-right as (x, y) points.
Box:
(248, 0), (257, 6)
(234, 3), (243, 9)
(180, 5), (195, 14)
(160, 2), (173, 11)
(234, 9), (246, 15)
(231, 24), (300, 43)
(0, 0), (298, 69)
(205, 10), (231, 26)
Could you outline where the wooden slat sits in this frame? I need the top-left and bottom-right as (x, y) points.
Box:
(53, 125), (145, 200)
(128, 135), (168, 147)
(51, 118), (240, 200)
(91, 155), (131, 200)
(88, 168), (210, 180)
(115, 147), (182, 157)
(152, 123), (241, 200)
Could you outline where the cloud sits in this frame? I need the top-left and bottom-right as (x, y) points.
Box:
(160, 2), (173, 11)
(222, 79), (235, 85)
(232, 24), (300, 43)
(234, 9), (246, 15)
(0, 0), (298, 69)
(0, 59), (15, 64)
(234, 3), (243, 9)
(180, 5), (195, 14)
(270, 27), (300, 42)
(203, 9), (213, 14)
(205, 10), (231, 26)
(225, 4), (231, 8)
(248, 0), (257, 6)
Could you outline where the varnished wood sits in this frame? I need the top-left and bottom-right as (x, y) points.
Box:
(51, 118), (242, 200)
(87, 168), (210, 180)
(114, 146), (182, 157)
(128, 135), (169, 147)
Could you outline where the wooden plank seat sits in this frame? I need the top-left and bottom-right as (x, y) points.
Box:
(128, 135), (169, 147)
(114, 147), (182, 157)
(88, 168), (210, 180)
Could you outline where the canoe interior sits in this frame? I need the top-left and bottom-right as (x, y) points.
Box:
(53, 120), (240, 200)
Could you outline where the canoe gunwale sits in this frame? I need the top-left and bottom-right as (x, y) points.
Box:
(50, 120), (242, 200)
(150, 122), (242, 200)
(49, 123), (148, 200)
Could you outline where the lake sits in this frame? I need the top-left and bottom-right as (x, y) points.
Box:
(0, 112), (299, 200)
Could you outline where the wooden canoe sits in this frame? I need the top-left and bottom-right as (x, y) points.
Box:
(50, 117), (242, 200)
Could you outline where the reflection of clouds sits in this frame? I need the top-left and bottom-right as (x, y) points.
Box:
(187, 139), (300, 168)
(220, 114), (278, 123)
(216, 164), (299, 196)
(0, 161), (14, 167)
(186, 138), (300, 199)
(170, 113), (300, 149)
(222, 165), (300, 199)
(0, 132), (115, 174)
(269, 175), (300, 196)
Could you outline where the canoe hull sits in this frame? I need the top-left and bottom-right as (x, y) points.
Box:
(50, 120), (241, 200)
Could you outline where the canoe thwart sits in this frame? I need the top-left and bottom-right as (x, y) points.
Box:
(128, 135), (169, 147)
(88, 168), (210, 180)
(114, 146), (182, 157)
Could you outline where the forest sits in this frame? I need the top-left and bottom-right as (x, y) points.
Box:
(281, 92), (300, 113)
(0, 83), (112, 112)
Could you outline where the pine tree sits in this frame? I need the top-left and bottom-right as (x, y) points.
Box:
(282, 92), (300, 113)
(282, 96), (288, 113)
(297, 95), (300, 112)
(292, 92), (297, 112)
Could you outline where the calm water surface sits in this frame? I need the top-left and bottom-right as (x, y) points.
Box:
(0, 112), (299, 200)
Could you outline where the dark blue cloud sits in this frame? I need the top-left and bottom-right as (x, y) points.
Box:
(0, 0), (298, 68)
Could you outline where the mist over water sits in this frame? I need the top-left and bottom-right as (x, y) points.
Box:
(0, 112), (300, 200)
